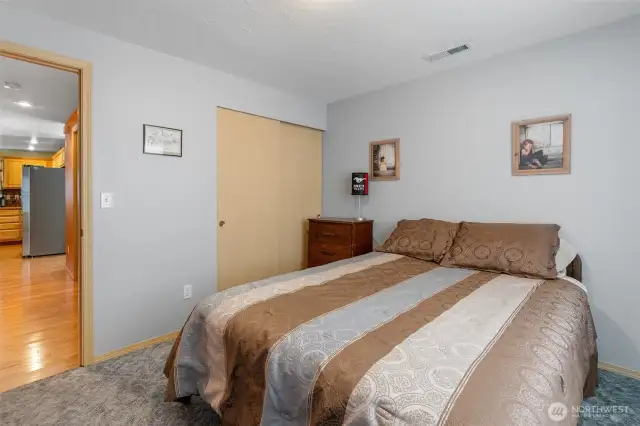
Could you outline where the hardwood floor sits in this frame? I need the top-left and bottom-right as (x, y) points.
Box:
(0, 244), (78, 393)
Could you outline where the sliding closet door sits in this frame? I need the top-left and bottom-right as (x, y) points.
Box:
(217, 108), (323, 290)
(277, 122), (322, 274)
(217, 108), (281, 291)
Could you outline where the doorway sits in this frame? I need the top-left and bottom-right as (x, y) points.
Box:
(0, 40), (93, 392)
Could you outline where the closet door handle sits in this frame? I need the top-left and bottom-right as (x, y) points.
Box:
(321, 250), (336, 256)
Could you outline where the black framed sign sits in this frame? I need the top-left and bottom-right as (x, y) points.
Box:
(351, 172), (369, 195)
(143, 124), (183, 157)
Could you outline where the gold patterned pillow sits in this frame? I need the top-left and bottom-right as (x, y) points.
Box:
(376, 219), (460, 262)
(439, 222), (560, 279)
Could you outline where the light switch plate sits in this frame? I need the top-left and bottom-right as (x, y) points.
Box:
(101, 192), (114, 208)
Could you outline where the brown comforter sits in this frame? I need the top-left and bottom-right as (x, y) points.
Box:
(165, 252), (597, 425)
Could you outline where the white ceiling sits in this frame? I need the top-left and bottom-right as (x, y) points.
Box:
(0, 55), (78, 122)
(0, 55), (77, 152)
(0, 135), (64, 152)
(5, 0), (640, 102)
(0, 108), (65, 152)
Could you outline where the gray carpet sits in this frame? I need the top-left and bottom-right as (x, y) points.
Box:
(580, 370), (640, 426)
(0, 342), (638, 425)
(0, 342), (219, 426)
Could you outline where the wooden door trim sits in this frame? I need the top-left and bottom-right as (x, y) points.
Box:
(0, 40), (94, 365)
(64, 115), (80, 282)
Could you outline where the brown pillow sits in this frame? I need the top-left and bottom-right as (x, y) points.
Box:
(439, 222), (560, 279)
(376, 219), (460, 262)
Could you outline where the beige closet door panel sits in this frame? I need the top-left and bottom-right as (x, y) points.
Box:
(217, 108), (281, 291)
(277, 122), (323, 274)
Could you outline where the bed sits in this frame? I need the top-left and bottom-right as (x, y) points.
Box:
(164, 244), (596, 426)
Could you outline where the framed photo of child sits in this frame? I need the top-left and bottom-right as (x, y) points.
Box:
(370, 139), (400, 181)
(512, 114), (571, 176)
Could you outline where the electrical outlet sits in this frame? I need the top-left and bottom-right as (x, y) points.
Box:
(183, 285), (192, 300)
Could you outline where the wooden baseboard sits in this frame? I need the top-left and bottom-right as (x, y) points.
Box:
(599, 362), (640, 380)
(93, 331), (179, 363)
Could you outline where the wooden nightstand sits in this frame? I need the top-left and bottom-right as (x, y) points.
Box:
(307, 217), (374, 268)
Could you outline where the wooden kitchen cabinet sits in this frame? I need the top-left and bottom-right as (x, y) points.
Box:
(0, 208), (22, 243)
(51, 148), (65, 168)
(25, 159), (49, 167)
(4, 159), (24, 189)
(3, 158), (50, 189)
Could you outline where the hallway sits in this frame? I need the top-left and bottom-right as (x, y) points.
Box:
(0, 244), (78, 393)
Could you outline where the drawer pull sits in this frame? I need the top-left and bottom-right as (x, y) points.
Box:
(321, 232), (336, 238)
(321, 250), (336, 256)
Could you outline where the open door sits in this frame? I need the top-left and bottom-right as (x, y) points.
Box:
(64, 110), (79, 280)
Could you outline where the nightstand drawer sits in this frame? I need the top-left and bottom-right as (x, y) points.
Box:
(310, 222), (353, 246)
(308, 243), (352, 268)
(307, 218), (374, 268)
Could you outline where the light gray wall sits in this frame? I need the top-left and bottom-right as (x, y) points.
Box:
(0, 7), (326, 356)
(324, 16), (640, 371)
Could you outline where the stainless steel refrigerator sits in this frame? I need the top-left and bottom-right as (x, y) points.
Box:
(22, 166), (66, 257)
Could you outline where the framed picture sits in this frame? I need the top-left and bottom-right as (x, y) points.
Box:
(512, 114), (571, 175)
(143, 124), (183, 157)
(370, 139), (400, 181)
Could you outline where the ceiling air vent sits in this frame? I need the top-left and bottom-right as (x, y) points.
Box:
(422, 44), (470, 63)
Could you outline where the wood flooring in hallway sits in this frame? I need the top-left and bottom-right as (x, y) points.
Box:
(0, 244), (78, 393)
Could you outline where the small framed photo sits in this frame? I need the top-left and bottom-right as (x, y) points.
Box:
(370, 139), (400, 181)
(512, 114), (571, 175)
(143, 124), (183, 157)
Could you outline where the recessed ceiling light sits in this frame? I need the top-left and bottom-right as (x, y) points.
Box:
(3, 81), (22, 90)
(30, 137), (38, 145)
(14, 100), (33, 108)
(28, 145), (35, 151)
